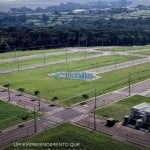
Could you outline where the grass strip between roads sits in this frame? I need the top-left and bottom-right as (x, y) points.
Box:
(6, 124), (141, 150)
(0, 100), (34, 130)
(96, 95), (150, 121)
(0, 60), (149, 105)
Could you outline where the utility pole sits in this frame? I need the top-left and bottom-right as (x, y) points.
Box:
(85, 39), (87, 59)
(33, 108), (37, 133)
(115, 55), (117, 69)
(65, 43), (68, 63)
(3, 83), (11, 101)
(8, 84), (11, 101)
(96, 63), (98, 73)
(94, 88), (97, 130)
(43, 46), (46, 66)
(128, 73), (131, 96)
(15, 49), (19, 71)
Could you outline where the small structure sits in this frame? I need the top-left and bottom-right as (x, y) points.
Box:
(106, 118), (115, 127)
(124, 103), (150, 130)
(49, 71), (97, 81)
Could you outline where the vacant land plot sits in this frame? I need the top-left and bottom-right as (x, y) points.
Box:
(0, 100), (33, 130)
(0, 48), (66, 59)
(6, 124), (141, 150)
(0, 51), (102, 70)
(96, 95), (150, 121)
(96, 45), (150, 52)
(0, 56), (149, 105)
(133, 50), (150, 55)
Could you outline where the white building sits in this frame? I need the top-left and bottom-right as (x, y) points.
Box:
(131, 103), (150, 127)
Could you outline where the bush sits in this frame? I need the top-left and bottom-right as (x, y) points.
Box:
(82, 94), (89, 99)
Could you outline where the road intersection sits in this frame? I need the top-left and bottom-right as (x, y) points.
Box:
(0, 47), (150, 149)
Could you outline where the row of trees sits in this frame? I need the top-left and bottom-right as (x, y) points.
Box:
(1, 26), (150, 52)
(3, 83), (41, 111)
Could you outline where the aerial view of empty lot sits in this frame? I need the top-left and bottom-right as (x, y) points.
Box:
(0, 0), (150, 150)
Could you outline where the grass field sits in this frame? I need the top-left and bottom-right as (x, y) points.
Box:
(96, 95), (150, 121)
(0, 48), (65, 59)
(133, 50), (150, 55)
(0, 51), (102, 70)
(96, 45), (150, 52)
(6, 124), (141, 150)
(0, 100), (34, 130)
(0, 54), (137, 70)
(0, 57), (149, 105)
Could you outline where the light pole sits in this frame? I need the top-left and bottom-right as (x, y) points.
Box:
(85, 39), (87, 59)
(43, 46), (46, 66)
(128, 73), (131, 96)
(33, 108), (37, 133)
(34, 90), (40, 111)
(65, 43), (68, 63)
(94, 88), (97, 130)
(3, 83), (10, 101)
(15, 49), (19, 71)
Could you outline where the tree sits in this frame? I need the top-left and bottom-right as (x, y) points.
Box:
(17, 88), (25, 96)
(34, 90), (40, 111)
(51, 96), (58, 102)
(82, 94), (89, 100)
(3, 83), (10, 101)
(20, 112), (29, 120)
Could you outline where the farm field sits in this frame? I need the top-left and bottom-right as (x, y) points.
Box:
(6, 124), (141, 150)
(96, 95), (150, 121)
(0, 57), (149, 105)
(0, 100), (34, 130)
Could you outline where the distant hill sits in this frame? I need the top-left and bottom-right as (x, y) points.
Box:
(132, 0), (150, 6)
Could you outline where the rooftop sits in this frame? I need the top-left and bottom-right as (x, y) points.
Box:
(132, 102), (150, 113)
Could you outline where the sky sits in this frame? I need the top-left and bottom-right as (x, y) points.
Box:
(0, 0), (99, 11)
(0, 0), (150, 12)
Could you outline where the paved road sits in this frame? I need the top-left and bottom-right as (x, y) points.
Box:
(0, 53), (107, 74)
(72, 79), (150, 114)
(87, 57), (150, 74)
(76, 116), (150, 149)
(0, 117), (57, 148)
(0, 79), (150, 148)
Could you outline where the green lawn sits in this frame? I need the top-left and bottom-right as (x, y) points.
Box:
(0, 100), (34, 130)
(0, 51), (101, 70)
(6, 124), (141, 150)
(96, 45), (150, 52)
(0, 57), (149, 105)
(133, 50), (150, 55)
(0, 48), (64, 59)
(96, 95), (150, 121)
